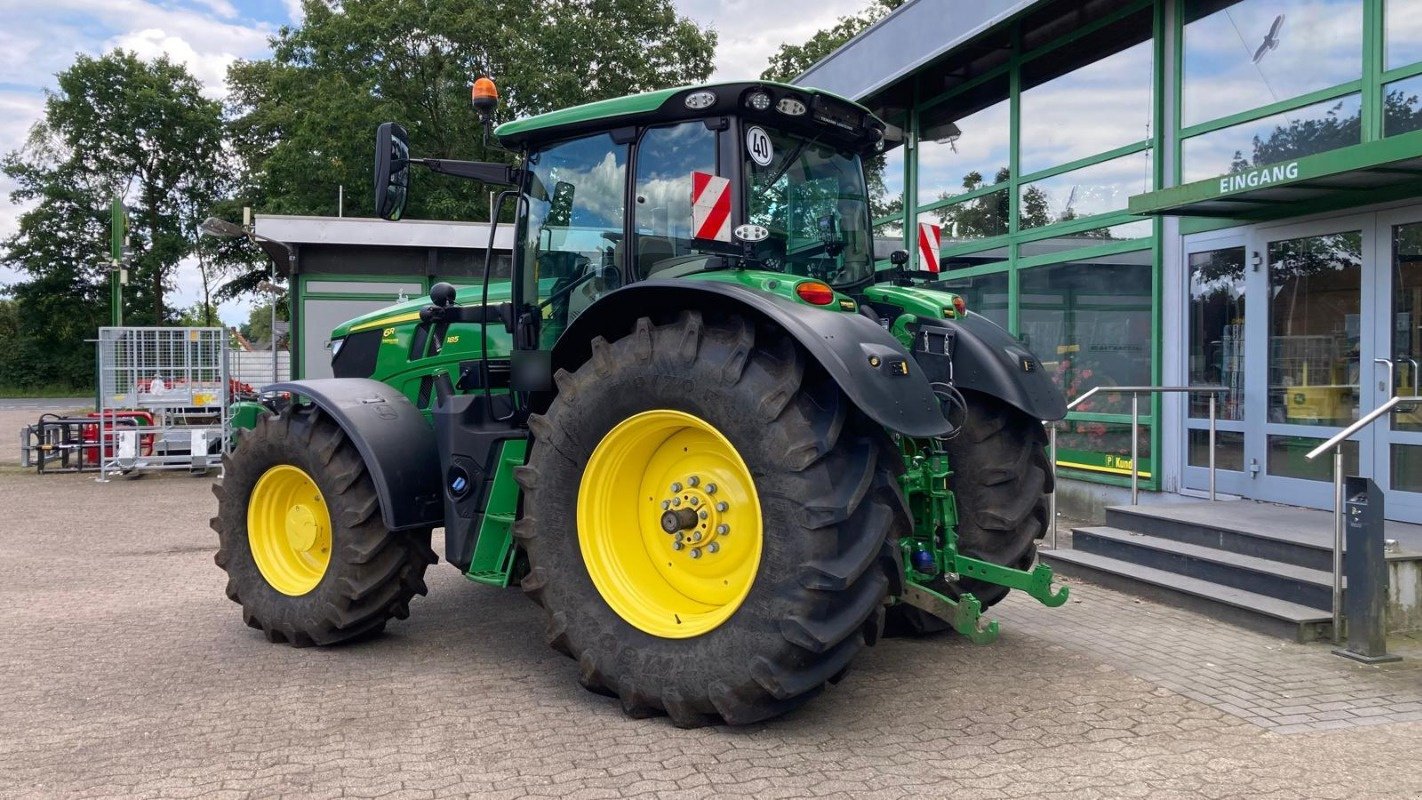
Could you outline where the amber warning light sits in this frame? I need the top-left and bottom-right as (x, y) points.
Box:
(472, 77), (499, 115)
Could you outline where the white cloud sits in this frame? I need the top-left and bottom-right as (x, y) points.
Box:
(674, 0), (877, 80)
(105, 27), (245, 97)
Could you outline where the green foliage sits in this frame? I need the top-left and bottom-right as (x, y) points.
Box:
(227, 0), (717, 223)
(0, 51), (226, 391)
(240, 300), (291, 346)
(760, 0), (903, 83)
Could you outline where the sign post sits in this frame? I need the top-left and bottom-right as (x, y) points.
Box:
(109, 197), (127, 327)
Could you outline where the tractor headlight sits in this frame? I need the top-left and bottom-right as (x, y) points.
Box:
(746, 91), (772, 111)
(328, 338), (344, 357)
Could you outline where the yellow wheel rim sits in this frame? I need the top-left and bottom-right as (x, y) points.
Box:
(248, 465), (333, 596)
(578, 410), (764, 638)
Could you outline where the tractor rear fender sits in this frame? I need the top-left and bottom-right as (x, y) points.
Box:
(264, 379), (443, 531)
(551, 280), (952, 439)
(911, 313), (1068, 422)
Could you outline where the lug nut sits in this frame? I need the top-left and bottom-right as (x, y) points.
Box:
(690, 548), (702, 559)
(671, 482), (682, 493)
(673, 541), (684, 551)
(716, 502), (728, 512)
(708, 542), (720, 554)
(716, 524), (729, 535)
(698, 509), (709, 520)
(705, 483), (717, 494)
(672, 497), (681, 507)
(661, 500), (670, 510)
(688, 476), (700, 487)
(692, 531), (702, 542)
(689, 496), (699, 506)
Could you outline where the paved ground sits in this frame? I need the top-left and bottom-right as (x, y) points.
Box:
(1, 468), (1421, 799)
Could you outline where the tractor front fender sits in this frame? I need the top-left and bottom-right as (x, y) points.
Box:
(265, 379), (442, 531)
(551, 281), (952, 438)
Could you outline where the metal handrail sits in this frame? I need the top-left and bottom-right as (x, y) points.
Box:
(1047, 385), (1229, 548)
(1303, 394), (1410, 644)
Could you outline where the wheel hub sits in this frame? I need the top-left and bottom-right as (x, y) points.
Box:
(248, 464), (333, 597)
(578, 410), (763, 639)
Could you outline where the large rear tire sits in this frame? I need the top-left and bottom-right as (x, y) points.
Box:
(212, 405), (436, 646)
(886, 391), (1052, 635)
(516, 312), (908, 727)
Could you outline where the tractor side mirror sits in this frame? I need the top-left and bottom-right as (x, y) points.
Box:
(374, 122), (411, 221)
(429, 282), (457, 308)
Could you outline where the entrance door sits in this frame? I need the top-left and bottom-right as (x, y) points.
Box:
(1371, 210), (1422, 521)
(1249, 219), (1370, 508)
(1183, 207), (1422, 522)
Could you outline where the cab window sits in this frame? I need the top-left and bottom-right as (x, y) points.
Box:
(632, 122), (718, 279)
(519, 133), (628, 347)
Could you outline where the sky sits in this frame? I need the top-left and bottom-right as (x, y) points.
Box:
(0, 0), (871, 326)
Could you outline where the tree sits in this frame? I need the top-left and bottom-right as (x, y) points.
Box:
(760, 0), (903, 83)
(3, 51), (226, 327)
(227, 0), (717, 223)
(239, 300), (291, 346)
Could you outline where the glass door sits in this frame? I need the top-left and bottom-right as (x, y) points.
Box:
(1184, 234), (1249, 495)
(1371, 210), (1422, 522)
(1247, 218), (1371, 508)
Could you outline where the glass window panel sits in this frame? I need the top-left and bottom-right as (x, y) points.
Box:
(916, 80), (1011, 204)
(1018, 221), (1153, 259)
(633, 122), (716, 279)
(935, 270), (1009, 330)
(1267, 230), (1362, 427)
(1386, 0), (1422, 70)
(1019, 254), (1153, 411)
(1188, 247), (1246, 420)
(520, 133), (629, 348)
(919, 190), (1009, 243)
(1384, 74), (1422, 137)
(1391, 443), (1422, 492)
(1188, 429), (1245, 471)
(1018, 11), (1153, 174)
(1056, 422), (1153, 478)
(867, 139), (905, 220)
(940, 245), (1010, 272)
(1181, 93), (1362, 183)
(1392, 222), (1422, 432)
(1019, 152), (1153, 230)
(1267, 435), (1358, 481)
(1182, 0), (1363, 128)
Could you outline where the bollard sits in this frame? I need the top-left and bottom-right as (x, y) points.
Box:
(1333, 476), (1401, 663)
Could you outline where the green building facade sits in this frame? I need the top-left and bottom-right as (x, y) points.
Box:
(800, 0), (1422, 521)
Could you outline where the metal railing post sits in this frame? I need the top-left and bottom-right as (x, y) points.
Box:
(1049, 422), (1058, 548)
(1130, 391), (1140, 505)
(1208, 392), (1217, 502)
(1332, 446), (1345, 645)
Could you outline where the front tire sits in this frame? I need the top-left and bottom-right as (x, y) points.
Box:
(212, 405), (436, 646)
(516, 313), (907, 727)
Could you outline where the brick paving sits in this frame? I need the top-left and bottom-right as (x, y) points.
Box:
(1, 469), (1421, 798)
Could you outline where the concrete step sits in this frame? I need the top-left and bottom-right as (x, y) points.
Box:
(1073, 526), (1338, 610)
(1041, 548), (1333, 643)
(1104, 504), (1335, 571)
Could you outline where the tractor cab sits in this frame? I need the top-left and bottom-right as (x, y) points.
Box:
(375, 81), (890, 359)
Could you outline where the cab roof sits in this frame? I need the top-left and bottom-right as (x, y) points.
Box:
(493, 81), (885, 154)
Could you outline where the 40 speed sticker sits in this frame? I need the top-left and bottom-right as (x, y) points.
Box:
(745, 126), (773, 167)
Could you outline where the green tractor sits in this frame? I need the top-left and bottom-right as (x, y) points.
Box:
(213, 79), (1069, 727)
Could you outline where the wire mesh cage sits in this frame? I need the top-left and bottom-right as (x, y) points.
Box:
(94, 327), (230, 480)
